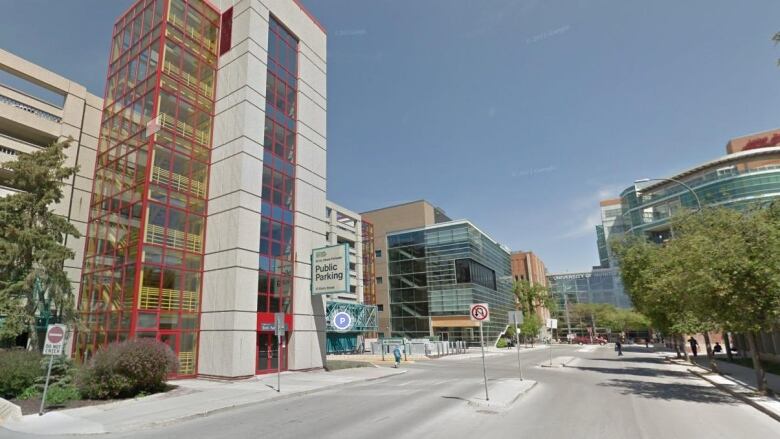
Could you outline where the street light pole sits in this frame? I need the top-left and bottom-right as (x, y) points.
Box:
(634, 177), (703, 211)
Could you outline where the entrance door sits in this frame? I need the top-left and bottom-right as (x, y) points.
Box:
(256, 332), (286, 374)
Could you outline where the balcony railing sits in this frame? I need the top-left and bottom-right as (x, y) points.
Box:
(151, 165), (206, 198)
(139, 286), (199, 312)
(163, 61), (213, 97)
(145, 223), (202, 252)
(159, 113), (209, 146)
(0, 93), (61, 123)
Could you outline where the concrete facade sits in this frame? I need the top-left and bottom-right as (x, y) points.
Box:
(0, 48), (102, 302)
(360, 200), (449, 337)
(199, 0), (327, 378)
(324, 200), (364, 303)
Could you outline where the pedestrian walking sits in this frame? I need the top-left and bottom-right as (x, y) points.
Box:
(688, 337), (699, 357)
(615, 339), (623, 356)
(713, 342), (723, 353)
(393, 345), (402, 368)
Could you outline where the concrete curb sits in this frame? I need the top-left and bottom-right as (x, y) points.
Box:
(0, 398), (22, 426)
(129, 369), (410, 433)
(686, 368), (780, 423)
(466, 380), (537, 410)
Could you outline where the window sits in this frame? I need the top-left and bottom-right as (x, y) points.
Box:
(376, 276), (383, 284)
(455, 258), (496, 290)
(377, 304), (384, 312)
(375, 249), (382, 258)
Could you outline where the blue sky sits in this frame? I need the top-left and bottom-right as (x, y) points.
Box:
(2, 0), (779, 272)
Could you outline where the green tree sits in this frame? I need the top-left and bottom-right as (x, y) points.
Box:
(613, 206), (780, 394)
(512, 280), (556, 344)
(0, 140), (80, 349)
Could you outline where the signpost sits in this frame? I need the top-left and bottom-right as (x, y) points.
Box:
(275, 312), (285, 393)
(546, 318), (558, 367)
(507, 311), (524, 380)
(470, 303), (490, 401)
(332, 311), (353, 332)
(40, 324), (66, 416)
(311, 244), (350, 295)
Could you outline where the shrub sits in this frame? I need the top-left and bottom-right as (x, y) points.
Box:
(78, 339), (177, 399)
(496, 338), (508, 349)
(0, 350), (43, 399)
(45, 383), (81, 405)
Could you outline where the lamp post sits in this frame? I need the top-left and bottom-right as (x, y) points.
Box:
(634, 177), (703, 211)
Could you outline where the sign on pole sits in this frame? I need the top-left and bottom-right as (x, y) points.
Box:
(546, 318), (558, 329)
(332, 311), (353, 332)
(311, 244), (350, 295)
(43, 324), (66, 356)
(507, 311), (524, 325)
(274, 312), (286, 337)
(40, 324), (66, 415)
(470, 303), (490, 322)
(274, 313), (285, 393)
(469, 303), (490, 401)
(508, 311), (524, 380)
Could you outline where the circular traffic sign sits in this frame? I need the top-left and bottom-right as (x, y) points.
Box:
(471, 304), (489, 321)
(47, 326), (65, 344)
(332, 311), (353, 331)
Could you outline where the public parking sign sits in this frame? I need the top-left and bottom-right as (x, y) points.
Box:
(469, 303), (490, 322)
(43, 324), (66, 356)
(332, 311), (353, 332)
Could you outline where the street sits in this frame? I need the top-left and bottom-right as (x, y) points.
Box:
(4, 344), (778, 439)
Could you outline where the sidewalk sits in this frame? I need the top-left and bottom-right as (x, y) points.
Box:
(690, 355), (780, 394)
(2, 367), (406, 436)
(666, 354), (780, 422)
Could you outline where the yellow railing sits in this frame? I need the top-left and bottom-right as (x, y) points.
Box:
(138, 286), (199, 312)
(163, 61), (213, 97)
(168, 13), (217, 54)
(159, 113), (209, 146)
(145, 224), (202, 252)
(151, 165), (206, 198)
(178, 351), (195, 375)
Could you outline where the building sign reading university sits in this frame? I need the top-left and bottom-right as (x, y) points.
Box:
(311, 244), (350, 295)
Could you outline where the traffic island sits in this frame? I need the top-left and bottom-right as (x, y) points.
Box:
(466, 378), (537, 410)
(540, 356), (576, 368)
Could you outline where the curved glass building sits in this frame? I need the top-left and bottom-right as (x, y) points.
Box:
(620, 136), (780, 243)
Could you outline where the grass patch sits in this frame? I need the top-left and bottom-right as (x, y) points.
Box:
(721, 357), (780, 375)
(325, 360), (373, 371)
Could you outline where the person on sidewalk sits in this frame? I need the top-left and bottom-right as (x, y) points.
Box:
(688, 337), (699, 357)
(393, 345), (402, 368)
(615, 339), (623, 356)
(713, 342), (723, 353)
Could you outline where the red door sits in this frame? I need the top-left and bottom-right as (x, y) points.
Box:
(256, 332), (287, 374)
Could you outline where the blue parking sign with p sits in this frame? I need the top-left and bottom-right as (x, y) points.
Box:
(333, 311), (353, 331)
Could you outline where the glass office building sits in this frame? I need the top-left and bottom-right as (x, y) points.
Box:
(548, 269), (632, 335)
(387, 221), (514, 344)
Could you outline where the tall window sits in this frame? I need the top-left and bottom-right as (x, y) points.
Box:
(258, 18), (298, 317)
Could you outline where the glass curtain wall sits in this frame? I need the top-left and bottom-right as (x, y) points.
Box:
(387, 223), (514, 344)
(257, 17), (298, 373)
(77, 0), (219, 377)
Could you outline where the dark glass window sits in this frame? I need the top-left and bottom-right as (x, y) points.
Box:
(455, 258), (496, 290)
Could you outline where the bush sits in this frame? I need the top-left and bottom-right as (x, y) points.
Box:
(496, 338), (508, 349)
(45, 383), (81, 405)
(78, 339), (177, 399)
(0, 350), (43, 399)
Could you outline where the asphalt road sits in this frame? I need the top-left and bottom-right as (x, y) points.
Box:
(4, 345), (779, 438)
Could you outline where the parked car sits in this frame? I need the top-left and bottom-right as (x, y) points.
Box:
(573, 335), (607, 345)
